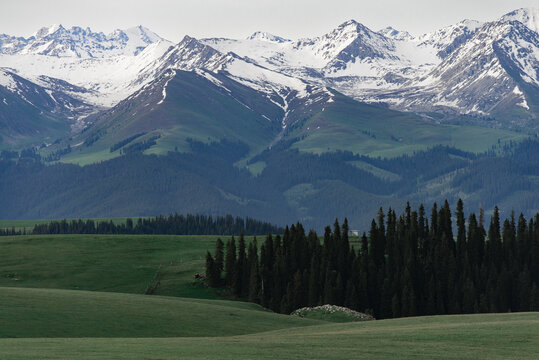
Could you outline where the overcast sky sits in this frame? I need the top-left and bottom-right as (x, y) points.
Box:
(1, 0), (536, 41)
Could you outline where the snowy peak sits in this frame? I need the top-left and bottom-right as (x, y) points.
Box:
(378, 26), (414, 41)
(34, 24), (66, 38)
(247, 31), (290, 43)
(393, 18), (539, 117)
(165, 35), (226, 71)
(0, 25), (166, 57)
(125, 25), (162, 43)
(0, 7), (536, 128)
(418, 19), (483, 58)
(296, 19), (396, 66)
(500, 8), (539, 33)
(115, 25), (164, 56)
(487, 20), (539, 86)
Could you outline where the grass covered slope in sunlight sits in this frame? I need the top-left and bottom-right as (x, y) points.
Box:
(0, 287), (322, 338)
(0, 312), (536, 359)
(0, 234), (235, 299)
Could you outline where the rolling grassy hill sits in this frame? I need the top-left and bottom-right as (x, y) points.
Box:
(0, 287), (322, 338)
(0, 308), (536, 359)
(0, 233), (538, 359)
(0, 234), (229, 298)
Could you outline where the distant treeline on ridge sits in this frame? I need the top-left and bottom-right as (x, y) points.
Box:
(0, 214), (283, 236)
(206, 200), (539, 319)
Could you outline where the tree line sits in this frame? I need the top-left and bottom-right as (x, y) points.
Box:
(206, 200), (539, 319)
(0, 227), (23, 236)
(18, 213), (283, 236)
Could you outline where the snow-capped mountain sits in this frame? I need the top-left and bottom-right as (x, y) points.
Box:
(203, 20), (402, 76)
(0, 68), (94, 144)
(247, 31), (290, 43)
(200, 8), (537, 123)
(501, 7), (539, 33)
(0, 7), (537, 149)
(118, 35), (334, 131)
(0, 34), (173, 106)
(378, 27), (414, 41)
(372, 20), (539, 118)
(415, 19), (483, 59)
(0, 69), (93, 119)
(0, 24), (164, 57)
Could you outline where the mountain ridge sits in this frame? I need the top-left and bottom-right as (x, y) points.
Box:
(0, 7), (537, 155)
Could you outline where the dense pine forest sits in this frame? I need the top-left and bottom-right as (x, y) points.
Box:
(1, 139), (538, 229)
(206, 200), (539, 319)
(0, 214), (282, 236)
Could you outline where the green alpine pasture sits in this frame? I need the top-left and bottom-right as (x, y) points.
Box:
(291, 94), (527, 158)
(0, 234), (537, 359)
(57, 71), (282, 166)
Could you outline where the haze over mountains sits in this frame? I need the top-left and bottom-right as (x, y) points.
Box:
(0, 8), (537, 228)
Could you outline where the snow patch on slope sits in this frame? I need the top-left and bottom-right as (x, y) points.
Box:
(157, 69), (176, 105)
(0, 69), (17, 91)
(513, 85), (530, 109)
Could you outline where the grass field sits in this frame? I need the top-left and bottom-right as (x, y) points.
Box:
(0, 287), (322, 338)
(0, 234), (537, 359)
(0, 234), (234, 298)
(0, 312), (536, 359)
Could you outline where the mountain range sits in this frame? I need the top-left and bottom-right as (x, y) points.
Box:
(0, 8), (537, 228)
(0, 8), (537, 151)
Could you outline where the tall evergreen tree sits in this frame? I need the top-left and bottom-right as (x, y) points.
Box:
(233, 233), (248, 297)
(214, 238), (224, 282)
(224, 237), (236, 287)
(205, 251), (219, 287)
(308, 255), (321, 306)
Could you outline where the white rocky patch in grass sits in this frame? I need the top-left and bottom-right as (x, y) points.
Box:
(291, 304), (375, 321)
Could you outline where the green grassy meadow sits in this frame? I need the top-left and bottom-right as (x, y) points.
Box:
(0, 235), (224, 298)
(291, 95), (527, 158)
(0, 287), (322, 338)
(0, 312), (536, 359)
(0, 234), (537, 359)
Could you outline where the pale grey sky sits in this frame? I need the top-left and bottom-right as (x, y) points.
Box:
(1, 0), (536, 41)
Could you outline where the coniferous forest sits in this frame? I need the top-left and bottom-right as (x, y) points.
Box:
(206, 200), (539, 319)
(1, 139), (538, 230)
